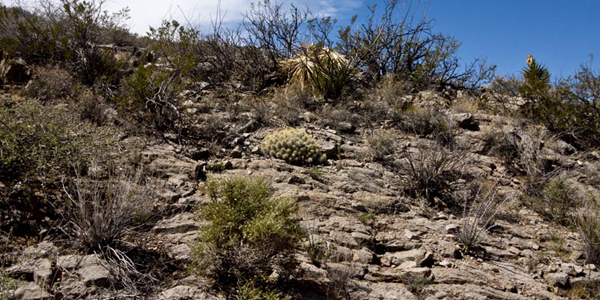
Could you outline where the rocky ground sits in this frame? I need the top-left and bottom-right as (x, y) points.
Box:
(4, 88), (600, 300)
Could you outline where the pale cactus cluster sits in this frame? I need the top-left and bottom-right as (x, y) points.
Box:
(261, 128), (327, 165)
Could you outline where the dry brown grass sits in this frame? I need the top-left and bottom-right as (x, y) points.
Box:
(451, 97), (479, 114)
(367, 129), (397, 161)
(398, 142), (468, 206)
(62, 170), (155, 251)
(22, 65), (76, 101)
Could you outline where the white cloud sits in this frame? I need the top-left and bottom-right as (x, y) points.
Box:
(2, 0), (364, 36)
(101, 0), (364, 35)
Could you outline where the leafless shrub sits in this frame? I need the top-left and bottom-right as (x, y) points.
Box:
(242, 0), (309, 69)
(458, 175), (511, 251)
(62, 170), (155, 251)
(269, 84), (316, 125)
(337, 0), (495, 90)
(99, 246), (158, 297)
(398, 142), (467, 206)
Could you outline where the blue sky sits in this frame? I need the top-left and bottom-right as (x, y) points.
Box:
(328, 0), (600, 78)
(10, 0), (599, 78)
(423, 0), (600, 78)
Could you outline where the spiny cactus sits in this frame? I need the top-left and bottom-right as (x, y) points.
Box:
(261, 128), (327, 165)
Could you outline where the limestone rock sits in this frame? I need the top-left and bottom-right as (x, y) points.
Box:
(545, 272), (570, 288)
(153, 213), (199, 234)
(78, 264), (110, 287)
(12, 282), (52, 300)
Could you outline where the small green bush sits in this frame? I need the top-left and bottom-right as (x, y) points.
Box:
(191, 176), (303, 290)
(261, 128), (327, 165)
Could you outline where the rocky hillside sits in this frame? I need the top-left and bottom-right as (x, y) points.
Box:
(2, 81), (600, 299)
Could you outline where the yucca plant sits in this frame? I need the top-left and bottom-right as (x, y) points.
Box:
(520, 54), (551, 100)
(518, 54), (561, 127)
(279, 44), (356, 99)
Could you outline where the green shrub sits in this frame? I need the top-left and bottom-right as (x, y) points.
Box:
(191, 176), (303, 290)
(261, 128), (327, 165)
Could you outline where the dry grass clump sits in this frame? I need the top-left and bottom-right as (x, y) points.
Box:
(400, 106), (458, 148)
(62, 170), (155, 251)
(577, 203), (600, 266)
(398, 142), (467, 206)
(458, 175), (511, 251)
(451, 97), (479, 114)
(367, 129), (397, 161)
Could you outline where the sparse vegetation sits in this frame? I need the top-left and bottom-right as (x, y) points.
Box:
(0, 266), (15, 300)
(522, 176), (578, 226)
(577, 201), (600, 266)
(0, 98), (118, 185)
(400, 106), (458, 148)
